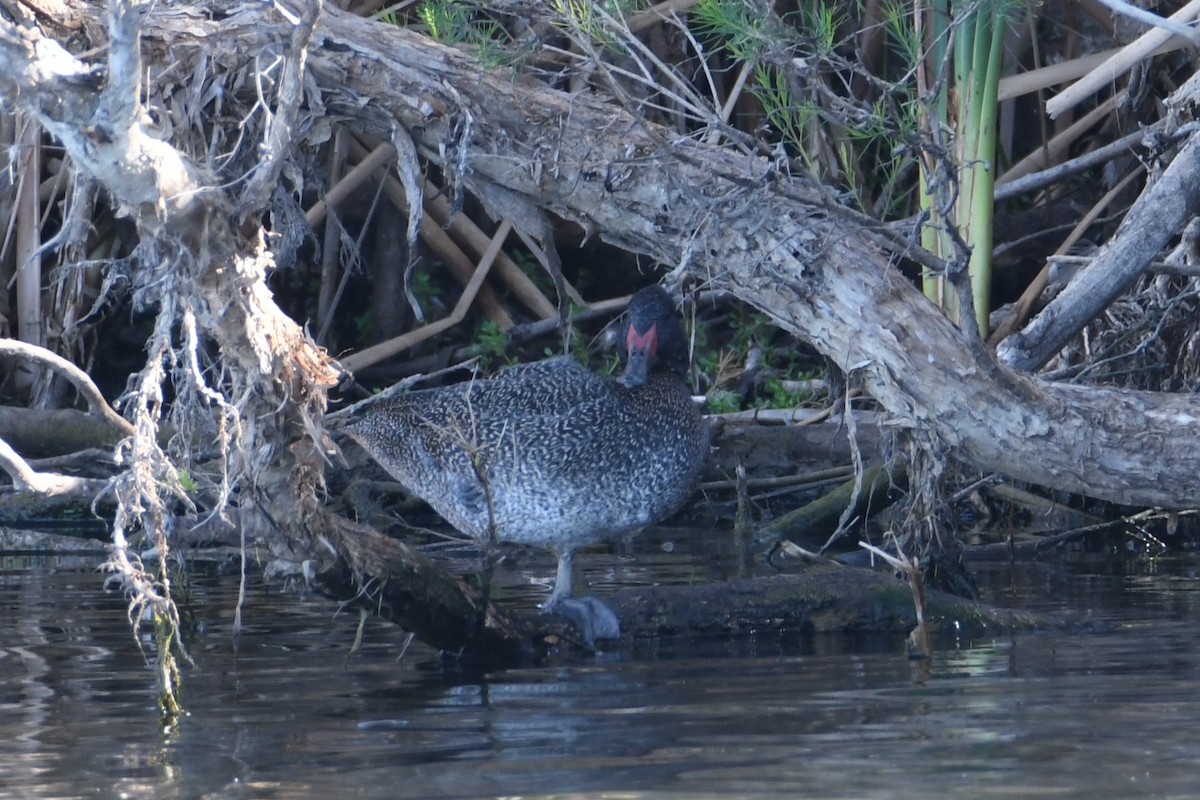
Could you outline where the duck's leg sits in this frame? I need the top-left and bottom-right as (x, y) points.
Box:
(545, 549), (575, 608)
(545, 548), (620, 646)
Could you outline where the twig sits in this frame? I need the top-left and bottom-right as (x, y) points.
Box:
(422, 174), (557, 319)
(709, 406), (863, 425)
(996, 92), (1123, 188)
(318, 159), (387, 346)
(1047, 0), (1200, 118)
(238, 0), (323, 218)
(317, 127), (349, 340)
(0, 338), (134, 436)
(989, 165), (1145, 346)
(390, 123), (428, 322)
(338, 220), (512, 373)
(513, 227), (585, 309)
(1048, 253), (1200, 278)
(699, 465), (853, 492)
(0, 435), (108, 495)
(827, 388), (865, 547)
(1091, 0), (1200, 46)
(997, 41), (1188, 102)
(341, 136), (513, 327)
(995, 125), (1200, 370)
(305, 140), (396, 227)
(995, 116), (1163, 201)
(859, 538), (929, 658)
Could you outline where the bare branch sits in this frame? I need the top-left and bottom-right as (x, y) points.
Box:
(0, 434), (108, 495)
(0, 337), (134, 435)
(238, 0), (323, 218)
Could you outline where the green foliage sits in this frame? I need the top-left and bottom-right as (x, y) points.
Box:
(473, 319), (510, 371)
(408, 269), (435, 307)
(417, 0), (473, 44)
(691, 0), (775, 61)
(880, 0), (921, 66)
(693, 307), (825, 413)
(691, 0), (921, 199)
(552, 0), (645, 25)
(798, 1), (847, 57)
(549, 0), (651, 55)
(569, 321), (595, 369)
(403, 2), (517, 71)
(706, 389), (742, 414)
(758, 375), (804, 409)
(510, 247), (559, 299)
(176, 468), (198, 494)
(598, 350), (622, 376)
(752, 65), (817, 163)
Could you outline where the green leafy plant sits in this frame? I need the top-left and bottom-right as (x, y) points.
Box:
(177, 468), (198, 494)
(416, 0), (473, 44)
(707, 389), (743, 414)
(757, 375), (805, 410)
(473, 319), (510, 371)
(405, 2), (517, 71)
(690, 0), (919, 202)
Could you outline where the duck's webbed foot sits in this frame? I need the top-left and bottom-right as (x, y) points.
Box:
(544, 550), (620, 647)
(550, 596), (621, 648)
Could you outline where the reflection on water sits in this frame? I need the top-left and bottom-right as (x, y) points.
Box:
(2, 539), (1200, 799)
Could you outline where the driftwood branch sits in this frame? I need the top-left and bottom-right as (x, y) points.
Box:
(0, 339), (126, 499)
(608, 563), (1048, 637)
(0, 434), (108, 496)
(997, 129), (1200, 372)
(0, 338), (134, 436)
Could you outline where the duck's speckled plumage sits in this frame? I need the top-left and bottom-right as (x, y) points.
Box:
(343, 286), (709, 612)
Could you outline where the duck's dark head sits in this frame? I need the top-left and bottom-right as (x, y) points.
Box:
(618, 286), (689, 388)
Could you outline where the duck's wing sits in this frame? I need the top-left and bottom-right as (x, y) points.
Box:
(462, 357), (618, 418)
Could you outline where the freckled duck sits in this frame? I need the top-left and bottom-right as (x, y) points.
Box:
(342, 285), (709, 642)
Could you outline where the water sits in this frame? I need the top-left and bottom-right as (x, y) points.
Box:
(2, 539), (1200, 799)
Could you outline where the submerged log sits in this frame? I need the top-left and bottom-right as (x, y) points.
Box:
(314, 519), (533, 662)
(608, 563), (1047, 639)
(318, 540), (1054, 657)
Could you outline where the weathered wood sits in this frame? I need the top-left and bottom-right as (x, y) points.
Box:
(609, 563), (1048, 638)
(316, 519), (534, 661)
(0, 406), (124, 457)
(757, 461), (905, 545)
(997, 130), (1200, 371)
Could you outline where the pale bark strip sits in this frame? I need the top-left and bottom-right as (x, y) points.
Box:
(14, 115), (41, 354)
